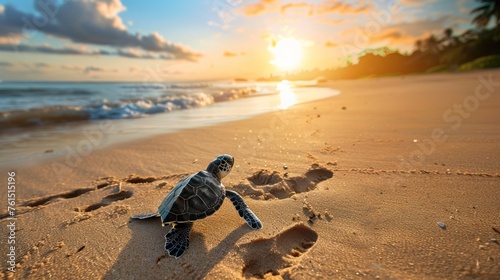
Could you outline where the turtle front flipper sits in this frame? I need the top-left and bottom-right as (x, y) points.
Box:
(225, 190), (263, 230)
(165, 222), (193, 259)
(131, 212), (160, 219)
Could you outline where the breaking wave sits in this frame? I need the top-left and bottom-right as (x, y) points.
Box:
(0, 86), (259, 129)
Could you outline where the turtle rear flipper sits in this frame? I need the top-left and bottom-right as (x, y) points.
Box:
(131, 212), (160, 219)
(165, 222), (193, 259)
(226, 190), (263, 229)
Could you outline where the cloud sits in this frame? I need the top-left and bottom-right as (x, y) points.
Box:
(0, 0), (201, 61)
(242, 0), (375, 17)
(316, 18), (355, 25)
(362, 16), (454, 47)
(83, 65), (118, 75)
(335, 15), (455, 54)
(84, 66), (104, 74)
(268, 17), (299, 24)
(451, 15), (471, 24)
(0, 42), (178, 60)
(0, 61), (13, 67)
(223, 51), (238, 57)
(325, 41), (338, 47)
(369, 28), (413, 45)
(207, 20), (230, 30)
(129, 66), (141, 73)
(61, 65), (84, 71)
(117, 48), (156, 59)
(1, 61), (52, 70)
(315, 1), (375, 15)
(281, 3), (313, 15)
(0, 36), (20, 44)
(457, 0), (472, 14)
(0, 43), (89, 55)
(242, 0), (279, 16)
(342, 15), (452, 42)
(399, 0), (436, 7)
(382, 16), (452, 38)
(127, 66), (182, 76)
(0, 5), (26, 37)
(34, 62), (50, 68)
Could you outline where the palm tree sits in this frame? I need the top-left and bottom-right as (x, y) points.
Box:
(459, 29), (480, 42)
(424, 35), (440, 53)
(471, 0), (500, 28)
(442, 28), (457, 47)
(445, 28), (453, 38)
(414, 39), (423, 52)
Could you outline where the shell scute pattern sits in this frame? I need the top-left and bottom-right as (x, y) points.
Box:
(163, 170), (226, 223)
(196, 181), (220, 203)
(188, 195), (207, 211)
(172, 199), (185, 213)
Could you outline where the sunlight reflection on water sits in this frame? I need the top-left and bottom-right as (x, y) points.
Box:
(277, 80), (297, 109)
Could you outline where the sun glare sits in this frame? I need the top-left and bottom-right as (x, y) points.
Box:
(277, 80), (297, 109)
(269, 37), (303, 71)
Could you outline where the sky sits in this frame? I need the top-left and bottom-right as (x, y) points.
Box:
(0, 0), (480, 81)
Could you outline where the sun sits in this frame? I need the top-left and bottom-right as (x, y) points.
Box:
(269, 37), (303, 71)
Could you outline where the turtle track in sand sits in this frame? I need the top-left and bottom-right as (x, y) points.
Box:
(18, 177), (123, 208)
(233, 164), (333, 200)
(18, 175), (155, 210)
(77, 190), (133, 212)
(240, 223), (318, 278)
(0, 178), (123, 221)
(0, 175), (156, 221)
(22, 188), (96, 208)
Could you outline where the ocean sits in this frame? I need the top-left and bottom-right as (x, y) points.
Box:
(0, 80), (338, 166)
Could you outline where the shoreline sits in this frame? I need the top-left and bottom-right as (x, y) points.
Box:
(2, 68), (489, 172)
(0, 83), (338, 170)
(1, 70), (499, 279)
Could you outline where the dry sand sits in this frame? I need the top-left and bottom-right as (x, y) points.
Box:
(1, 70), (500, 279)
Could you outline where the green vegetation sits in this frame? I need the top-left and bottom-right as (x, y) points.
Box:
(426, 64), (449, 73)
(458, 54), (500, 71)
(262, 0), (500, 81)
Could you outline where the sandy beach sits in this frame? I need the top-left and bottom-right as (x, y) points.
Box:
(1, 70), (500, 279)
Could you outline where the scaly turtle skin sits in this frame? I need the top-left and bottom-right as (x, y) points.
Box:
(131, 154), (263, 259)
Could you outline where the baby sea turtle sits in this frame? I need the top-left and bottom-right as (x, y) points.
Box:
(131, 154), (263, 259)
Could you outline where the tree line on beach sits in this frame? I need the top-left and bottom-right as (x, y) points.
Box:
(262, 0), (500, 81)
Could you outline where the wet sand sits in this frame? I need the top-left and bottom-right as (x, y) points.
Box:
(1, 70), (499, 279)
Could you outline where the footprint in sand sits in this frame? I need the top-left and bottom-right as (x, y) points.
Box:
(286, 167), (334, 194)
(234, 164), (333, 200)
(78, 190), (133, 212)
(240, 223), (318, 278)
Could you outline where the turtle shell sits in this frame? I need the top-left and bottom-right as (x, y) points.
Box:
(158, 170), (226, 224)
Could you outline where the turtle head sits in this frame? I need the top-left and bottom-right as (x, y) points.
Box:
(207, 154), (234, 180)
